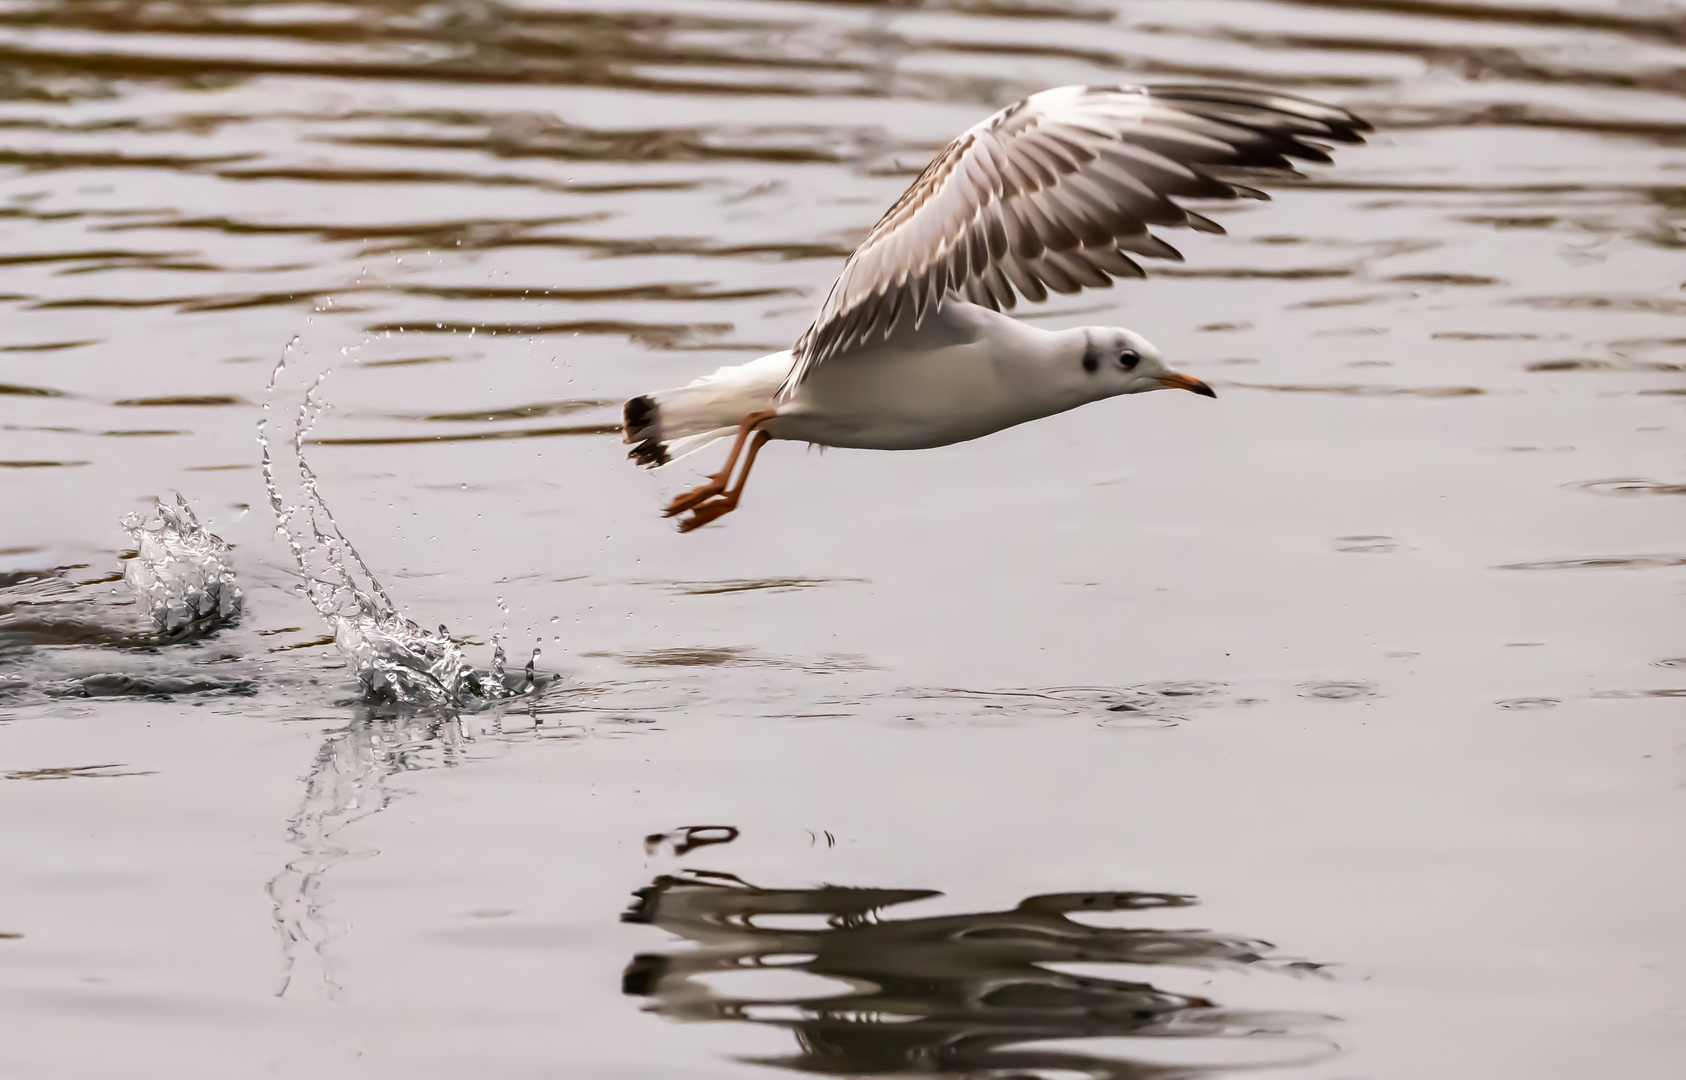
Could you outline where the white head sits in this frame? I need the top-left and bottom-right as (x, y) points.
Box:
(1071, 327), (1214, 402)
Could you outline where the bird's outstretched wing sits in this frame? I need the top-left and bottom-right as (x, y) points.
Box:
(781, 83), (1371, 394)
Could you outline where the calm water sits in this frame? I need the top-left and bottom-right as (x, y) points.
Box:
(2, 0), (1684, 1076)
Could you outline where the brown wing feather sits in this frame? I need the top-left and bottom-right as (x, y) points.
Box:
(781, 83), (1371, 395)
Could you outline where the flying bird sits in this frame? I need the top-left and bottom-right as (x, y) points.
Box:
(622, 84), (1370, 532)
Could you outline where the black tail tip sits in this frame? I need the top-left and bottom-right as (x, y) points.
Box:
(623, 394), (669, 467)
(623, 394), (656, 433)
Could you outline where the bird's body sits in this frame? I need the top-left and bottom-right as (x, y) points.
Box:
(629, 302), (1131, 456)
(622, 83), (1370, 531)
(789, 303), (1065, 451)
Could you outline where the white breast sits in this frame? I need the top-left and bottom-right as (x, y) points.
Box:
(770, 302), (1078, 451)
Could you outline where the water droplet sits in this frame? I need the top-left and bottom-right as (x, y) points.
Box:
(1298, 680), (1378, 701)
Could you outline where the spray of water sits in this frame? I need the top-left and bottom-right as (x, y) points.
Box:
(0, 495), (256, 700)
(258, 337), (542, 707)
(121, 493), (244, 639)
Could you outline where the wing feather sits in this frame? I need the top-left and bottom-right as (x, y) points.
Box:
(1184, 209), (1226, 235)
(1032, 253), (1081, 295)
(1001, 255), (1047, 303)
(1116, 231), (1182, 261)
(982, 262), (1016, 309)
(1003, 200), (1044, 260)
(1047, 248), (1111, 290)
(782, 82), (1370, 392)
(981, 208), (1009, 262)
(1087, 244), (1146, 279)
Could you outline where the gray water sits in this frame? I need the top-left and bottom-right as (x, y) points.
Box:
(2, 1), (1683, 1077)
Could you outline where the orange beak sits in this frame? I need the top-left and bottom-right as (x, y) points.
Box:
(1156, 371), (1216, 398)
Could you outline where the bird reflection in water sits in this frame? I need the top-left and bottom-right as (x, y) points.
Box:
(622, 869), (1334, 1078)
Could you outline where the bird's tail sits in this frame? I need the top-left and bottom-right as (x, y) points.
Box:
(622, 351), (792, 468)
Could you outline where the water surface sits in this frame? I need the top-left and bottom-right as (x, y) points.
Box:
(2, 1), (1683, 1077)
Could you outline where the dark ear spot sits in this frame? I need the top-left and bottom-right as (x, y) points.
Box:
(1082, 336), (1100, 374)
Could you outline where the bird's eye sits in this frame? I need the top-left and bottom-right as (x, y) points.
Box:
(1119, 349), (1140, 370)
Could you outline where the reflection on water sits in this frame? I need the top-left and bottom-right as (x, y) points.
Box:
(268, 704), (528, 997)
(622, 869), (1332, 1078)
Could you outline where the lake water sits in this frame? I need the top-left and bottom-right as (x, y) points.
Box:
(2, 1), (1683, 1077)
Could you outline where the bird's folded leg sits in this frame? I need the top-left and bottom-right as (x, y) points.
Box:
(663, 410), (777, 519)
(676, 430), (772, 533)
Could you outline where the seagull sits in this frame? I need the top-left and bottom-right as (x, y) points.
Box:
(622, 84), (1370, 531)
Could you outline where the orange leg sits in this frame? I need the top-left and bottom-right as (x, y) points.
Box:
(677, 430), (771, 533)
(663, 409), (778, 519)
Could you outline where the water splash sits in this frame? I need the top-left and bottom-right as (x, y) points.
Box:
(259, 337), (544, 708)
(0, 498), (255, 701)
(120, 493), (244, 639)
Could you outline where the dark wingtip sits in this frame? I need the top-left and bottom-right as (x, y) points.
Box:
(1145, 82), (1373, 146)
